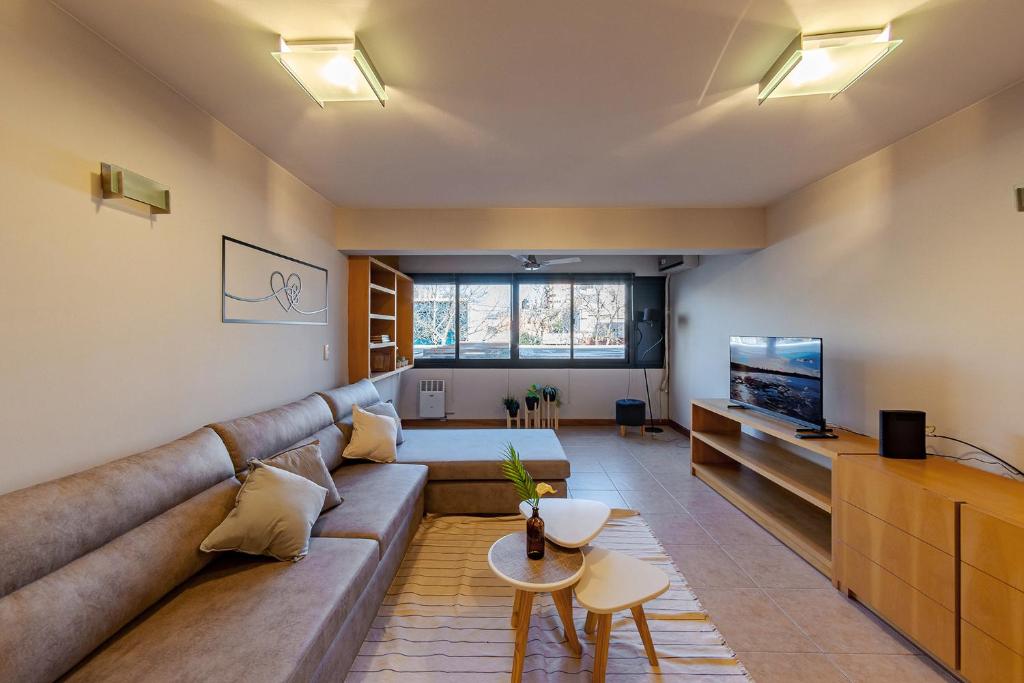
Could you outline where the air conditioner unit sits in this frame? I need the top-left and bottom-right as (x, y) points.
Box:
(418, 379), (446, 418)
(657, 255), (700, 273)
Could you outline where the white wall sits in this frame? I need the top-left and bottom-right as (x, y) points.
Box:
(670, 80), (1024, 475)
(0, 1), (345, 494)
(400, 254), (664, 275)
(388, 367), (667, 422)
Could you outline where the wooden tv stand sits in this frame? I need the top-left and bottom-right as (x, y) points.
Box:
(690, 399), (878, 579)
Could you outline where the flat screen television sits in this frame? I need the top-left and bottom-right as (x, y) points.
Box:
(729, 336), (824, 429)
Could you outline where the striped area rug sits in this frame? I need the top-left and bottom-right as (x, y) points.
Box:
(347, 512), (749, 682)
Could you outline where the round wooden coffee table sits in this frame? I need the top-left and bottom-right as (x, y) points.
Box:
(488, 532), (585, 683)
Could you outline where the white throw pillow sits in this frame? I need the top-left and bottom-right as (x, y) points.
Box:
(342, 403), (398, 462)
(364, 401), (404, 444)
(200, 460), (327, 562)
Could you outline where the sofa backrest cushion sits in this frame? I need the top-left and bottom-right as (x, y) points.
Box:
(0, 427), (233, 597)
(209, 394), (334, 473)
(0, 429), (238, 683)
(285, 423), (349, 472)
(317, 379), (381, 422)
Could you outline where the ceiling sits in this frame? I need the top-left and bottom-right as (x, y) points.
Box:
(55, 0), (1024, 207)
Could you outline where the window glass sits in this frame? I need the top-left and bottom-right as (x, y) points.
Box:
(458, 282), (512, 359)
(572, 282), (627, 359)
(518, 282), (572, 359)
(412, 283), (456, 359)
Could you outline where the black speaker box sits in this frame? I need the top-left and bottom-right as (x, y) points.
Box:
(879, 410), (926, 459)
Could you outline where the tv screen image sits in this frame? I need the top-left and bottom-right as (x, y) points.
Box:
(729, 336), (823, 428)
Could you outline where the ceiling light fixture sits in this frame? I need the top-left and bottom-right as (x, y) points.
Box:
(272, 37), (387, 107)
(757, 25), (901, 104)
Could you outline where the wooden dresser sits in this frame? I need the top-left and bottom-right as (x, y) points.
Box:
(836, 455), (1024, 681)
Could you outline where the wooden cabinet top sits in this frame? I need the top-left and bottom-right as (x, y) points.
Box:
(842, 454), (1024, 525)
(692, 398), (879, 459)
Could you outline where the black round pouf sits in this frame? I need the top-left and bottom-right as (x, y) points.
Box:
(615, 399), (646, 427)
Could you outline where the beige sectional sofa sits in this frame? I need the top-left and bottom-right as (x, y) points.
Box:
(0, 379), (569, 682)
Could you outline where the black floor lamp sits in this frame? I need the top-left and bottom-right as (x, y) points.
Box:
(636, 308), (664, 434)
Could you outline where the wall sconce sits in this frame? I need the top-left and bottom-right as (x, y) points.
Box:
(100, 163), (170, 214)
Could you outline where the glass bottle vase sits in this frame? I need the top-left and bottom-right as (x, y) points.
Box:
(526, 505), (545, 560)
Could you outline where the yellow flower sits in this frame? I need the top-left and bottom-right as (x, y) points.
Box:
(535, 482), (556, 498)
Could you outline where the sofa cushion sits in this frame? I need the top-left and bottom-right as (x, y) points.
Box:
(209, 395), (334, 474)
(284, 423), (348, 471)
(312, 463), (427, 559)
(264, 442), (343, 512)
(0, 479), (239, 683)
(201, 462), (327, 562)
(65, 537), (378, 683)
(0, 427), (233, 599)
(397, 429), (570, 481)
(342, 405), (398, 463)
(316, 379), (381, 422)
(364, 401), (404, 444)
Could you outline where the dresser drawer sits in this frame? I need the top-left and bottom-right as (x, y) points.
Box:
(843, 543), (957, 667)
(838, 458), (956, 554)
(962, 505), (1024, 592)
(839, 501), (955, 609)
(961, 620), (1024, 683)
(962, 563), (1024, 656)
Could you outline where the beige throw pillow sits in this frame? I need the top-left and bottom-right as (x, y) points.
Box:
(342, 404), (398, 462)
(263, 441), (343, 512)
(200, 460), (327, 562)
(364, 401), (404, 444)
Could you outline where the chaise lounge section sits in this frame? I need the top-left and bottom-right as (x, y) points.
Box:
(0, 379), (570, 682)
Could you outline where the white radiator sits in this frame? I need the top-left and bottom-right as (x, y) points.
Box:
(418, 379), (446, 418)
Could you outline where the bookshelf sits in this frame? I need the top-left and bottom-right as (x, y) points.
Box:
(348, 256), (414, 383)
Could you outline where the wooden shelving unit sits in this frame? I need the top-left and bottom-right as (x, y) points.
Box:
(691, 399), (878, 580)
(348, 256), (414, 384)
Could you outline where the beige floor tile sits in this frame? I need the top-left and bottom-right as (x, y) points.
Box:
(828, 653), (956, 682)
(598, 457), (648, 472)
(691, 511), (783, 546)
(695, 588), (818, 653)
(564, 457), (604, 473)
(619, 488), (684, 513)
(770, 589), (914, 655)
(663, 544), (756, 589)
(569, 489), (627, 509)
(604, 469), (661, 490)
(565, 471), (616, 490)
(721, 544), (832, 589)
(737, 652), (849, 682)
(641, 512), (716, 545)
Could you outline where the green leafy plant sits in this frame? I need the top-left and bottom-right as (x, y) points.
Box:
(526, 384), (542, 400)
(501, 394), (520, 415)
(501, 442), (554, 507)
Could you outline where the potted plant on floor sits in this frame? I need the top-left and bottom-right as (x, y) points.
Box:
(501, 443), (556, 560)
(525, 384), (541, 411)
(502, 394), (520, 418)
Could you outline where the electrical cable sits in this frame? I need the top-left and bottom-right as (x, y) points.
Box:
(926, 433), (1023, 478)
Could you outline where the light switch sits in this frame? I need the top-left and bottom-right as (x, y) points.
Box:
(323, 344), (330, 361)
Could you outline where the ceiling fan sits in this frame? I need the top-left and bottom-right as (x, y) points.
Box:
(511, 254), (582, 271)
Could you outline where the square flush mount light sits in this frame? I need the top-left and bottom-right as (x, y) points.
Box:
(758, 25), (901, 104)
(272, 37), (387, 107)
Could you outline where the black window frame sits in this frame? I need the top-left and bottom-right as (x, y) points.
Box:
(411, 272), (637, 369)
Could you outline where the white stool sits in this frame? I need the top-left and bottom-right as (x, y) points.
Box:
(574, 546), (670, 682)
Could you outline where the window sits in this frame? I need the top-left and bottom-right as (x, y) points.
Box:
(458, 281), (511, 359)
(411, 273), (635, 367)
(572, 281), (627, 359)
(413, 282), (456, 360)
(518, 282), (571, 359)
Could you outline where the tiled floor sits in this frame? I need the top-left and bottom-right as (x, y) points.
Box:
(556, 426), (956, 683)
